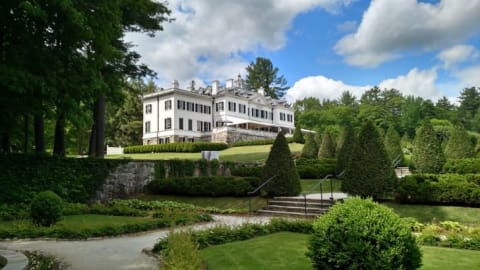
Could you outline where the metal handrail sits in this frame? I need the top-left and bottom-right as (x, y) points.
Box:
(248, 175), (278, 215)
(301, 174), (333, 217)
(392, 154), (402, 168)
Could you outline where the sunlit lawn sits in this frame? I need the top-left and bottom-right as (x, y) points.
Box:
(300, 179), (342, 194)
(201, 232), (480, 270)
(107, 143), (303, 162)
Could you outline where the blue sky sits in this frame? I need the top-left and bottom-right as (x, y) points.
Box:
(127, 0), (480, 103)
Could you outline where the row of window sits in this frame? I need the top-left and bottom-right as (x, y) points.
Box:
(145, 118), (211, 133)
(279, 112), (294, 122)
(177, 100), (211, 114)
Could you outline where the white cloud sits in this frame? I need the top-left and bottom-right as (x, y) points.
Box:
(126, 0), (356, 87)
(335, 0), (480, 67)
(287, 67), (442, 103)
(337, 20), (357, 32)
(286, 76), (370, 102)
(379, 68), (441, 100)
(437, 45), (478, 69)
(454, 65), (480, 88)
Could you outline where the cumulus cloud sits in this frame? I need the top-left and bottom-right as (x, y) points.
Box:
(454, 65), (480, 88)
(125, 0), (356, 87)
(336, 20), (357, 32)
(335, 0), (480, 67)
(437, 45), (478, 69)
(287, 67), (442, 103)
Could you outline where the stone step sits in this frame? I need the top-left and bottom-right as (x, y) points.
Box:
(268, 200), (334, 208)
(256, 209), (320, 218)
(264, 205), (329, 214)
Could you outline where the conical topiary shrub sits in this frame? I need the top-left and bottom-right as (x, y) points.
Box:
(412, 119), (446, 173)
(318, 132), (335, 159)
(301, 133), (318, 159)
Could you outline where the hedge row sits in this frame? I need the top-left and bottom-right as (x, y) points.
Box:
(0, 154), (125, 205)
(396, 174), (480, 205)
(444, 158), (480, 174)
(296, 158), (337, 179)
(153, 218), (314, 253)
(124, 142), (228, 153)
(231, 137), (294, 147)
(146, 176), (262, 197)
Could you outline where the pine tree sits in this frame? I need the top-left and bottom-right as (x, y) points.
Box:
(342, 121), (396, 199)
(292, 126), (305, 144)
(263, 132), (301, 196)
(318, 132), (335, 159)
(336, 125), (355, 174)
(301, 133), (318, 159)
(412, 119), (446, 173)
(444, 124), (475, 159)
(384, 126), (403, 165)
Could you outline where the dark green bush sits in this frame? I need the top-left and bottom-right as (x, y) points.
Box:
(396, 174), (480, 205)
(0, 254), (6, 269)
(0, 154), (124, 205)
(444, 158), (480, 174)
(230, 163), (263, 177)
(145, 176), (261, 197)
(295, 158), (337, 178)
(124, 142), (228, 153)
(307, 197), (422, 270)
(30, 191), (64, 227)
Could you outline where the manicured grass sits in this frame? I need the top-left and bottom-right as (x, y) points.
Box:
(383, 202), (480, 226)
(300, 179), (342, 194)
(137, 194), (268, 212)
(201, 232), (480, 270)
(107, 143), (303, 162)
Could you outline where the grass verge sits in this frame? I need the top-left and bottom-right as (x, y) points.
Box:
(300, 179), (342, 194)
(200, 232), (480, 270)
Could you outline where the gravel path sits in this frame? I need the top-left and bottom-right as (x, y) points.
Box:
(0, 215), (271, 270)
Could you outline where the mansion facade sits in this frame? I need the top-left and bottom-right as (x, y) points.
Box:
(142, 76), (295, 145)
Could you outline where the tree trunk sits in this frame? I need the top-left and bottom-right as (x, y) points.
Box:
(34, 113), (45, 154)
(94, 95), (105, 158)
(88, 123), (96, 157)
(53, 111), (66, 156)
(23, 115), (29, 153)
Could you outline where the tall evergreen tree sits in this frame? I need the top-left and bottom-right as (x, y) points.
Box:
(245, 57), (288, 98)
(342, 121), (395, 199)
(444, 124), (475, 159)
(318, 132), (335, 159)
(412, 119), (446, 173)
(292, 126), (305, 144)
(384, 126), (403, 165)
(263, 132), (301, 196)
(301, 133), (318, 159)
(336, 125), (355, 174)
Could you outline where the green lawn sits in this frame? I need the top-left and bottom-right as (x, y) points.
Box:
(107, 143), (303, 162)
(383, 202), (480, 226)
(201, 232), (480, 270)
(300, 179), (342, 194)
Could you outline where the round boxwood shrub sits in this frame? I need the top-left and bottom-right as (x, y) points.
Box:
(307, 197), (422, 270)
(30, 190), (63, 227)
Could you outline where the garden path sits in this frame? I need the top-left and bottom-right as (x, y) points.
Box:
(0, 215), (271, 270)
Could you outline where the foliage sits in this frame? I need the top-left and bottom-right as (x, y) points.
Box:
(0, 154), (125, 205)
(230, 138), (293, 147)
(307, 197), (422, 270)
(342, 121), (396, 198)
(395, 174), (480, 206)
(30, 191), (63, 227)
(384, 126), (404, 165)
(124, 142), (228, 153)
(300, 133), (318, 159)
(292, 126), (305, 144)
(444, 125), (475, 159)
(161, 230), (203, 270)
(443, 158), (480, 174)
(458, 87), (480, 130)
(230, 163), (263, 177)
(412, 119), (446, 173)
(263, 132), (301, 196)
(153, 218), (313, 253)
(0, 255), (5, 269)
(335, 125), (355, 173)
(245, 57), (288, 98)
(145, 176), (261, 197)
(295, 158), (337, 179)
(317, 132), (335, 159)
(25, 251), (64, 270)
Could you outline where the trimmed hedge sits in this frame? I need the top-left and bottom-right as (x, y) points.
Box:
(145, 176), (262, 197)
(0, 154), (125, 205)
(296, 158), (337, 179)
(444, 158), (480, 174)
(231, 137), (293, 147)
(396, 174), (480, 205)
(30, 191), (63, 227)
(124, 142), (228, 153)
(230, 163), (263, 177)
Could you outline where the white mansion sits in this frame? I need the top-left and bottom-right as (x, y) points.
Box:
(142, 76), (295, 145)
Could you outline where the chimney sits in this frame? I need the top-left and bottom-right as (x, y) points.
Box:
(172, 80), (179, 89)
(258, 87), (265, 96)
(226, 78), (234, 89)
(237, 74), (243, 88)
(190, 80), (195, 91)
(212, 80), (219, 95)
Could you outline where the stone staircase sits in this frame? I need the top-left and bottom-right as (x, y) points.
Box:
(395, 167), (412, 178)
(257, 196), (336, 218)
